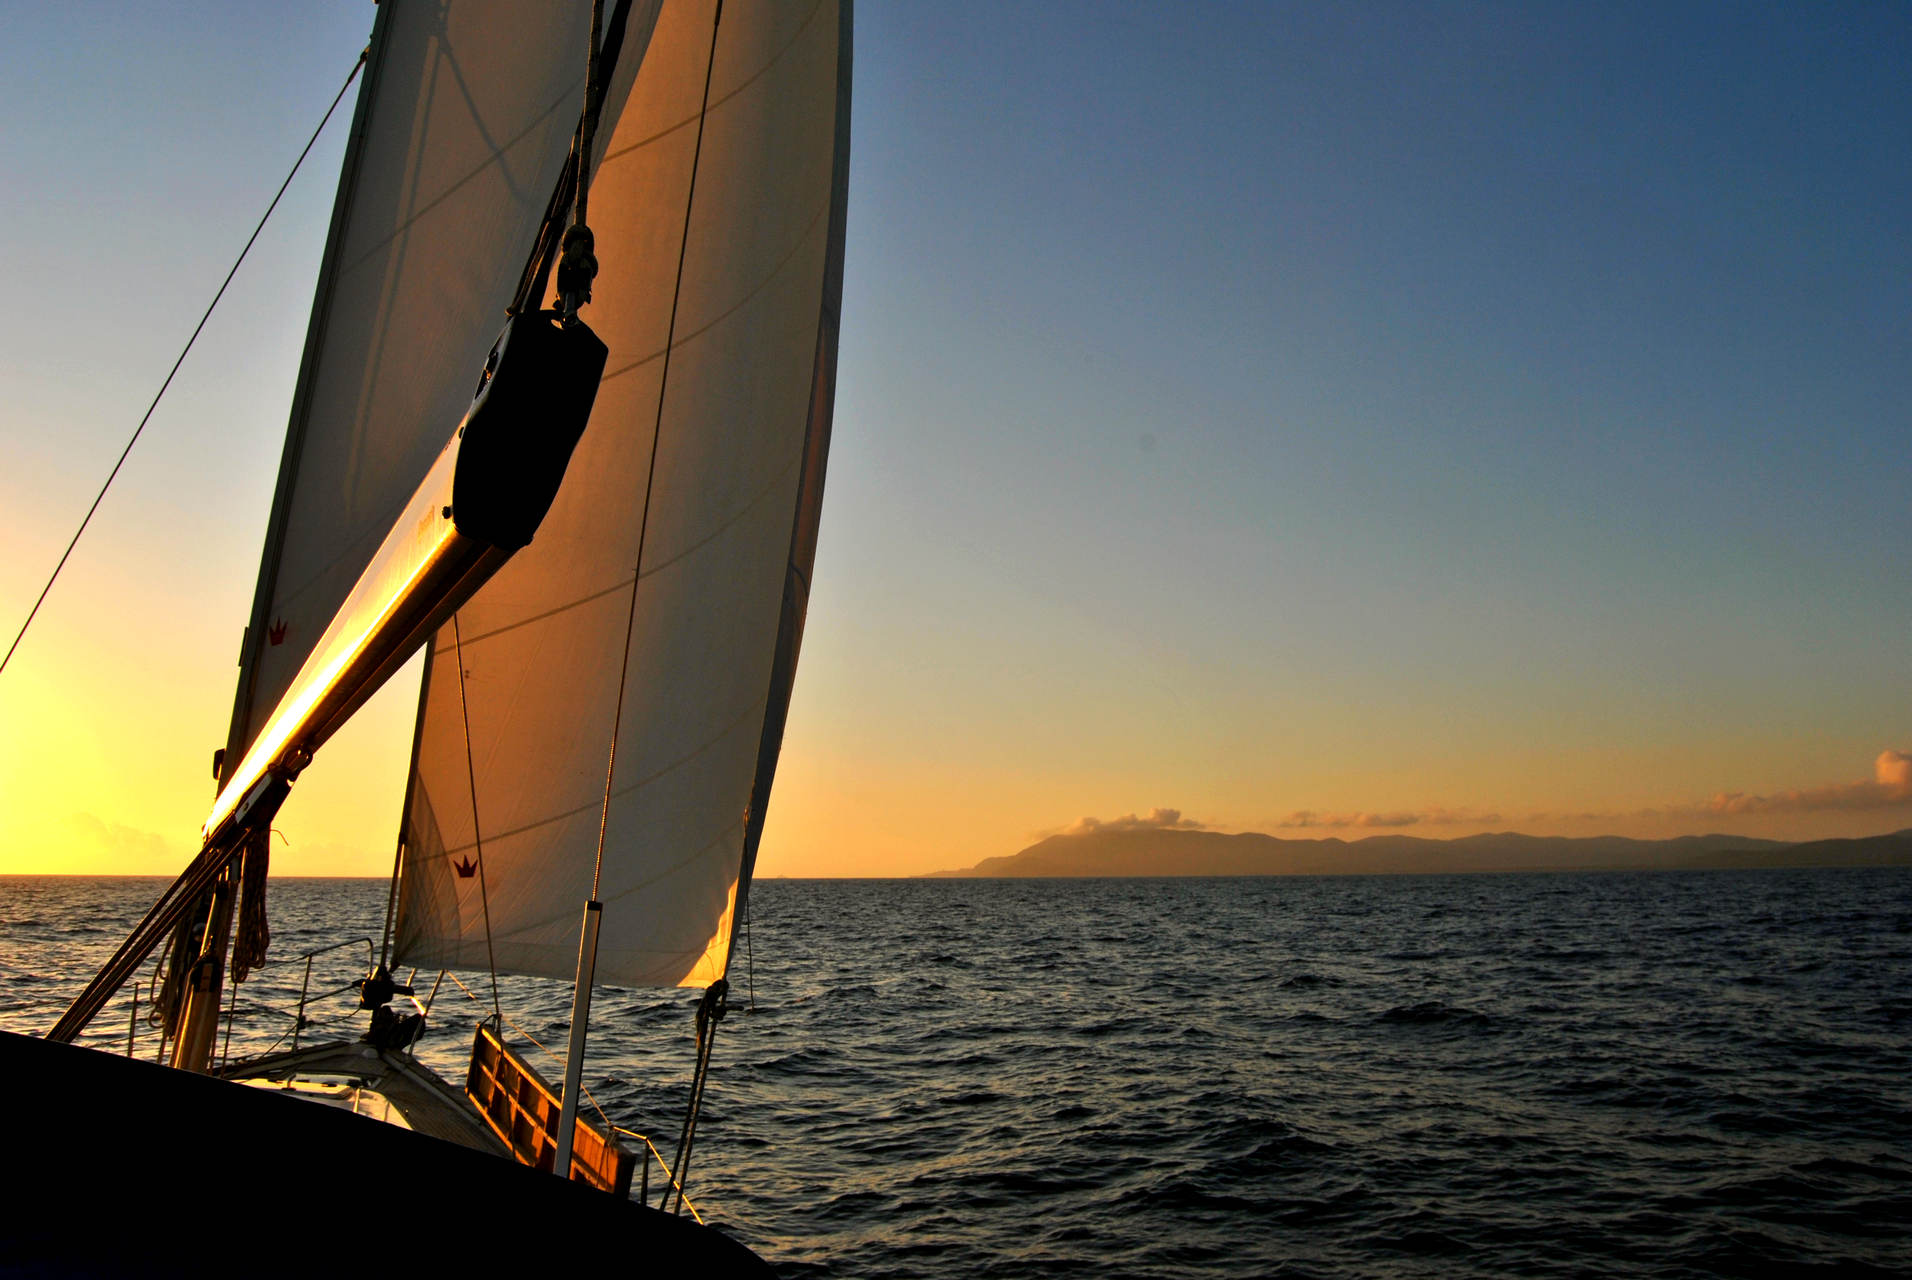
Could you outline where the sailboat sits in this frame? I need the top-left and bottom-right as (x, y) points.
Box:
(7, 0), (849, 1270)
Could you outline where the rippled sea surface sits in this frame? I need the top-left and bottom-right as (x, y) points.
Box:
(4, 870), (1910, 1277)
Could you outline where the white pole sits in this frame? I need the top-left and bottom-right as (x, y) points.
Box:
(552, 898), (602, 1179)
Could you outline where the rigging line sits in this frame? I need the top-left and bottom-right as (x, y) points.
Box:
(432, 704), (757, 859)
(376, 830), (405, 972)
(382, 570), (442, 972)
(589, 0), (726, 902)
(431, 413), (811, 652)
(600, 0), (824, 168)
(598, 193), (832, 384)
(664, 1027), (707, 1211)
(665, 984), (723, 1214)
(515, 0), (636, 316)
(441, 970), (612, 1132)
(577, 0), (603, 231)
(611, 1127), (706, 1225)
(352, 80), (576, 282)
(452, 614), (502, 1025)
(0, 48), (367, 682)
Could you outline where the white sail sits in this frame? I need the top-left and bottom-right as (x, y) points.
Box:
(224, 1), (652, 767)
(392, 0), (852, 988)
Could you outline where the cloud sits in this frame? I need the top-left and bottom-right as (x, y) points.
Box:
(1700, 749), (1912, 816)
(1043, 749), (1912, 845)
(1277, 807), (1501, 830)
(1515, 748), (1912, 829)
(65, 813), (186, 864)
(1058, 807), (1205, 837)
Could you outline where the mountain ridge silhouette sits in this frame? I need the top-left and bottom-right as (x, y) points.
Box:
(931, 827), (1912, 877)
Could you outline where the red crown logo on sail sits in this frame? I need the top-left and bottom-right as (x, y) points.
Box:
(267, 618), (288, 646)
(455, 856), (477, 879)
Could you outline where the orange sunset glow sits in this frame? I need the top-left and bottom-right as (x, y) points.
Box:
(2, 4), (1908, 883)
(2, 7), (1909, 1278)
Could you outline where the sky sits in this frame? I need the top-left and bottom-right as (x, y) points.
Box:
(1, 2), (1908, 878)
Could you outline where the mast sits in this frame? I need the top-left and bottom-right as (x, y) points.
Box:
(552, 0), (615, 1181)
(165, 868), (237, 1072)
(172, 4), (396, 1073)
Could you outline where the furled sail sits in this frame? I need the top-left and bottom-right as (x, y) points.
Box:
(223, 1), (652, 770)
(392, 0), (852, 988)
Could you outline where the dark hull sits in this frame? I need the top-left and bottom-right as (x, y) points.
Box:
(0, 1030), (774, 1277)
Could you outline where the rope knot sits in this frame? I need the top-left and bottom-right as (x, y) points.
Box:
(557, 223), (598, 324)
(695, 977), (729, 1040)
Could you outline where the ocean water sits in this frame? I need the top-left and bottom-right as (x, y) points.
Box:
(3, 870), (1909, 1277)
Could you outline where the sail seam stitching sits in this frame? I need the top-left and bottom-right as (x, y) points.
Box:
(265, 192), (818, 631)
(588, 0), (727, 903)
(336, 79), (581, 278)
(429, 440), (805, 654)
(434, 821), (739, 977)
(599, 0), (824, 169)
(271, 168), (825, 623)
(432, 692), (765, 860)
(599, 194), (830, 382)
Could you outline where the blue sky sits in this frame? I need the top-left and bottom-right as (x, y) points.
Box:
(2, 2), (1908, 875)
(788, 1), (1911, 864)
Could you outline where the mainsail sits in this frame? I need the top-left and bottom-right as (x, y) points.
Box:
(223, 1), (653, 770)
(391, 0), (852, 988)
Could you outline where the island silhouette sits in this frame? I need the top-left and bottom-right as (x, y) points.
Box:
(932, 827), (1912, 877)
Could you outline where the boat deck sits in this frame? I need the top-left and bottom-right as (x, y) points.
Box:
(221, 1038), (510, 1156)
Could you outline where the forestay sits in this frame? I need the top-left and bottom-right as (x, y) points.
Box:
(393, 0), (852, 988)
(225, 1), (652, 769)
